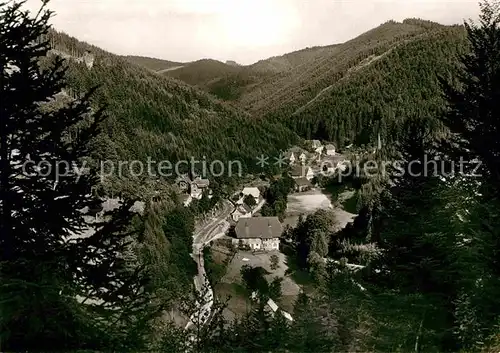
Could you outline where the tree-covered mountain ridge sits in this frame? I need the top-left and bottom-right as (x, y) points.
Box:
(121, 55), (185, 72)
(143, 19), (466, 148)
(282, 21), (467, 147)
(238, 19), (463, 109)
(44, 29), (299, 196)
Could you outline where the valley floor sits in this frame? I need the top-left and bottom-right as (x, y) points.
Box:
(284, 188), (356, 229)
(206, 186), (357, 324)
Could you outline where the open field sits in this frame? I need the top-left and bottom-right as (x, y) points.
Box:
(284, 188), (356, 229)
(216, 250), (301, 319)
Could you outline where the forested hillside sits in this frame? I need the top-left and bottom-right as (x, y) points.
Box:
(249, 44), (341, 73)
(286, 23), (466, 147)
(6, 0), (500, 351)
(151, 20), (466, 148)
(161, 58), (272, 101)
(121, 55), (184, 72)
(235, 19), (466, 147)
(46, 30), (298, 195)
(237, 19), (459, 115)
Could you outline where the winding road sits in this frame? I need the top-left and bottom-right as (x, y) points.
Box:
(185, 199), (235, 330)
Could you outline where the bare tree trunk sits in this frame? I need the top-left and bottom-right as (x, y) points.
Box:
(0, 60), (13, 261)
(414, 311), (426, 353)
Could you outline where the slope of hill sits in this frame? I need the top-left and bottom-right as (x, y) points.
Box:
(46, 30), (298, 194)
(249, 44), (340, 73)
(286, 22), (466, 146)
(152, 20), (466, 148)
(220, 19), (465, 147)
(238, 20), (447, 114)
(161, 58), (272, 101)
(161, 59), (242, 86)
(121, 55), (184, 72)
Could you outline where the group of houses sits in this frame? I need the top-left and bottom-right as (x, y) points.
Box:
(281, 140), (347, 193)
(206, 141), (345, 253)
(225, 185), (283, 252)
(284, 140), (337, 166)
(175, 174), (211, 206)
(231, 187), (261, 221)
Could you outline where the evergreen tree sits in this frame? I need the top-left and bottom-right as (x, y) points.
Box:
(440, 0), (500, 187)
(359, 118), (463, 351)
(0, 3), (154, 350)
(439, 0), (500, 348)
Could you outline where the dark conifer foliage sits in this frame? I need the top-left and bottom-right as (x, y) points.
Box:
(42, 30), (299, 196)
(0, 2), (155, 350)
(5, 0), (500, 351)
(439, 0), (500, 347)
(440, 0), (500, 188)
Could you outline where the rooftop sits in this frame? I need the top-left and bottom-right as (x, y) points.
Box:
(290, 165), (311, 177)
(312, 140), (322, 148)
(237, 203), (252, 214)
(294, 177), (312, 187)
(242, 187), (260, 196)
(235, 217), (283, 239)
(193, 177), (210, 188)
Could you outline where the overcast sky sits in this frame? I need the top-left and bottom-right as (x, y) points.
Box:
(25, 0), (479, 65)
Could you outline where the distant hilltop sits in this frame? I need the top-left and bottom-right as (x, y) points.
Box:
(225, 60), (240, 67)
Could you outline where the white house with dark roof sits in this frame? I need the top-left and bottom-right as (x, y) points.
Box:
(190, 177), (210, 200)
(232, 217), (283, 251)
(294, 177), (313, 192)
(324, 144), (336, 156)
(290, 165), (314, 180)
(231, 203), (253, 222)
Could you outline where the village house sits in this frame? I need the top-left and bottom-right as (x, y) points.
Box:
(231, 203), (253, 222)
(175, 174), (210, 200)
(250, 293), (293, 322)
(241, 187), (260, 200)
(290, 165), (314, 180)
(324, 144), (336, 156)
(294, 177), (313, 192)
(190, 177), (210, 200)
(232, 217), (283, 251)
(311, 140), (323, 154)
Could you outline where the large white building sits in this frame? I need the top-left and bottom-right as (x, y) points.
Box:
(232, 217), (282, 251)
